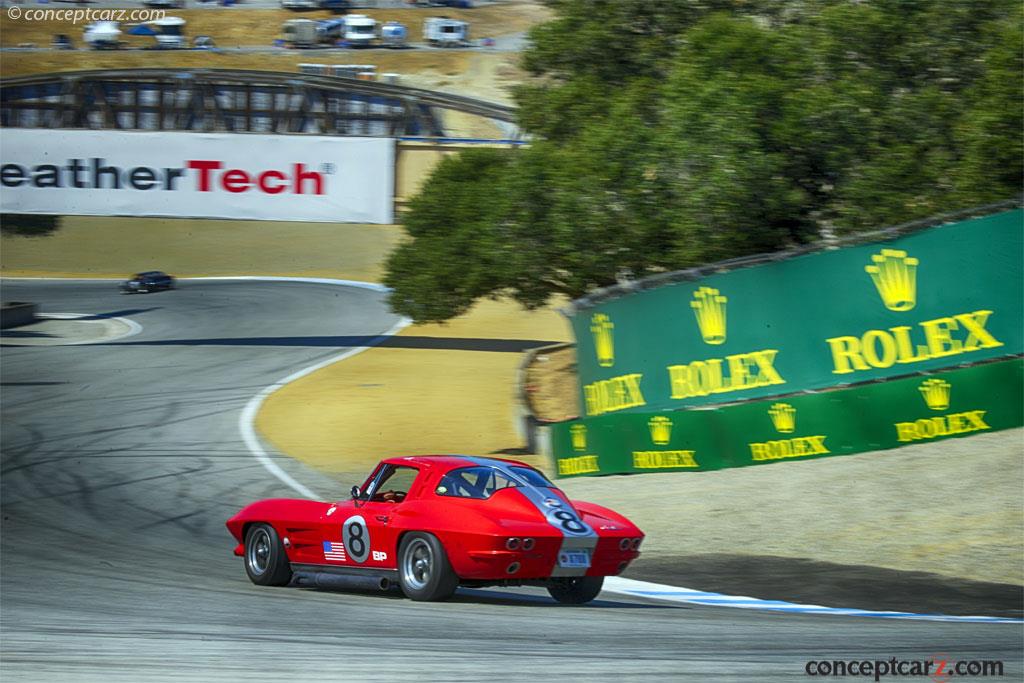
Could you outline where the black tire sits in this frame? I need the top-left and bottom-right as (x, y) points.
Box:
(397, 532), (458, 601)
(244, 523), (292, 587)
(546, 576), (604, 605)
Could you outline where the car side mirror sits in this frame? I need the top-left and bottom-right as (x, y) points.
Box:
(350, 485), (362, 500)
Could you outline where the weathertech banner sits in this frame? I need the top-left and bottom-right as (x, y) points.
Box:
(0, 130), (395, 224)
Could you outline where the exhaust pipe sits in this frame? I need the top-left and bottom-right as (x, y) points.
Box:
(293, 571), (392, 592)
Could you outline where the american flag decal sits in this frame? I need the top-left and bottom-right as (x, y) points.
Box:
(323, 540), (347, 562)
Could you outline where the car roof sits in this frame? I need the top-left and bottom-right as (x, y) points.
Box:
(381, 454), (535, 474)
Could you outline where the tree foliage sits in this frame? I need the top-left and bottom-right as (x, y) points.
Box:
(386, 0), (1022, 323)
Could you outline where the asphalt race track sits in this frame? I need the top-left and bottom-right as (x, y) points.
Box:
(1, 280), (1021, 681)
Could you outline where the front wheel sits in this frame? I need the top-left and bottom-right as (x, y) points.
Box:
(547, 576), (604, 605)
(397, 532), (458, 601)
(244, 523), (292, 586)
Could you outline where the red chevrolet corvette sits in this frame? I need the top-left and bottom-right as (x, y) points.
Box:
(227, 455), (644, 604)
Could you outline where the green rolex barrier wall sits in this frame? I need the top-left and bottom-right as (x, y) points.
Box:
(552, 358), (1023, 478)
(573, 209), (1023, 418)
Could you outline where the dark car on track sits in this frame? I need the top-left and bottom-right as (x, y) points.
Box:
(120, 271), (175, 294)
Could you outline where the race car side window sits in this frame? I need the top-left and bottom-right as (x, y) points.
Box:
(369, 465), (419, 502)
(435, 467), (519, 499)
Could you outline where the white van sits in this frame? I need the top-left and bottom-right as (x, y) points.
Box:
(343, 14), (377, 48)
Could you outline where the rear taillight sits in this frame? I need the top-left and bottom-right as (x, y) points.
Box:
(505, 538), (521, 550)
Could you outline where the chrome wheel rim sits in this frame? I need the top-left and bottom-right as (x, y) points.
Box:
(247, 528), (271, 576)
(402, 538), (432, 590)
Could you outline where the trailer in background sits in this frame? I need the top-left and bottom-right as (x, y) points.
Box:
(380, 21), (409, 49)
(342, 14), (378, 47)
(282, 19), (319, 48)
(423, 17), (469, 47)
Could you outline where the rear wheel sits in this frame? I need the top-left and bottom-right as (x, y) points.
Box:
(244, 523), (292, 586)
(398, 532), (458, 601)
(547, 576), (604, 605)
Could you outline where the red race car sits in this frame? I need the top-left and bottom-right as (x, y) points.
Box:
(226, 456), (644, 604)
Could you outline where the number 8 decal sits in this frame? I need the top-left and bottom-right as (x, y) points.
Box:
(551, 509), (587, 535)
(343, 515), (370, 563)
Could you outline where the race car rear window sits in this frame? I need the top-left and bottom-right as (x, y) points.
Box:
(435, 467), (519, 499)
(509, 466), (555, 489)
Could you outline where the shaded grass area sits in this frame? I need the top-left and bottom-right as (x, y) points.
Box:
(0, 215), (402, 282)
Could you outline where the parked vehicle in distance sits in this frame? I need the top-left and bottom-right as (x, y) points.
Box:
(342, 14), (377, 47)
(120, 271), (175, 294)
(380, 21), (408, 48)
(142, 17), (188, 49)
(282, 18), (319, 47)
(143, 0), (185, 8)
(281, 0), (319, 10)
(227, 456), (644, 604)
(320, 0), (347, 13)
(423, 17), (469, 47)
(83, 21), (122, 50)
(414, 0), (473, 7)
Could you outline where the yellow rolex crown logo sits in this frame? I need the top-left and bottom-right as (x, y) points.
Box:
(691, 286), (727, 345)
(865, 249), (919, 312)
(919, 378), (951, 411)
(570, 424), (588, 451)
(768, 403), (796, 434)
(590, 313), (615, 368)
(648, 416), (673, 445)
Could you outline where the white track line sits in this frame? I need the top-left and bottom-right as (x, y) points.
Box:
(3, 275), (405, 498)
(205, 277), (409, 500)
(7, 276), (1018, 623)
(238, 315), (410, 501)
(602, 577), (1022, 623)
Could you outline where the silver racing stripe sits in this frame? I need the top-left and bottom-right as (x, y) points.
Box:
(463, 457), (598, 577)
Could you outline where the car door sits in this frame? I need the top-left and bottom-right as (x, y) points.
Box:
(317, 463), (421, 570)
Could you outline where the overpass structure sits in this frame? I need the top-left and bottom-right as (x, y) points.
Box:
(0, 68), (519, 138)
